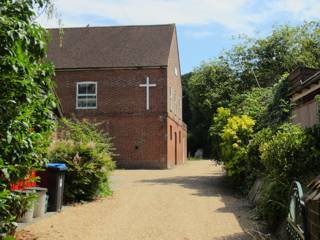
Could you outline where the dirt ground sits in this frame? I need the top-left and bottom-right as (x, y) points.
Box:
(20, 160), (264, 240)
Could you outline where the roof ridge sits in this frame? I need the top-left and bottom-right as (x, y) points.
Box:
(47, 23), (176, 30)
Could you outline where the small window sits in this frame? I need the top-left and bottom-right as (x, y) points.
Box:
(76, 82), (97, 109)
(170, 125), (172, 140)
(179, 131), (181, 143)
(175, 67), (178, 76)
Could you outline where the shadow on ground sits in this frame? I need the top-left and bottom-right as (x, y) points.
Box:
(140, 174), (244, 199)
(139, 167), (270, 240)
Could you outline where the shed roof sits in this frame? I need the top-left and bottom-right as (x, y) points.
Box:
(288, 66), (320, 96)
(47, 24), (175, 69)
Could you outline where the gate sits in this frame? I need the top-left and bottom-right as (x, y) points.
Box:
(287, 181), (308, 240)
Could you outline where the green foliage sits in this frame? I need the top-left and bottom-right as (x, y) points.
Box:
(183, 21), (320, 158)
(0, 190), (36, 237)
(0, 0), (56, 183)
(259, 76), (292, 129)
(210, 107), (232, 161)
(228, 87), (273, 131)
(257, 123), (320, 227)
(218, 111), (255, 182)
(48, 119), (115, 203)
(260, 124), (314, 179)
(186, 60), (239, 157)
(229, 88), (272, 118)
(226, 22), (320, 88)
(0, 0), (55, 237)
(258, 177), (289, 229)
(245, 128), (273, 186)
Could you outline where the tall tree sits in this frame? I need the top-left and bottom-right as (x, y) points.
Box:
(183, 21), (320, 157)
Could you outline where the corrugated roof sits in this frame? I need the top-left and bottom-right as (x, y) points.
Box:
(47, 24), (175, 69)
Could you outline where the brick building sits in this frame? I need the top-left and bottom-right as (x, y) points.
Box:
(48, 24), (187, 169)
(288, 66), (320, 127)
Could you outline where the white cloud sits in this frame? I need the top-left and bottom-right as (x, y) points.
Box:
(37, 0), (320, 34)
(37, 0), (257, 33)
(265, 0), (320, 20)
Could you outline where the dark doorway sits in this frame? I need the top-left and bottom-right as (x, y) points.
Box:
(174, 132), (177, 165)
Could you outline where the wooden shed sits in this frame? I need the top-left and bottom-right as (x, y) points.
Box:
(288, 66), (320, 127)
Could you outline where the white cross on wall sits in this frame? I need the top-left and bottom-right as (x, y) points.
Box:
(139, 76), (157, 110)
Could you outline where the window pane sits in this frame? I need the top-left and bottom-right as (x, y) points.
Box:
(78, 97), (87, 107)
(86, 96), (96, 107)
(77, 95), (96, 108)
(77, 83), (97, 108)
(78, 83), (96, 94)
(78, 84), (88, 94)
(87, 84), (96, 94)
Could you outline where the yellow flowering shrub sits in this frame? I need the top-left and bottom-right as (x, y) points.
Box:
(219, 114), (255, 182)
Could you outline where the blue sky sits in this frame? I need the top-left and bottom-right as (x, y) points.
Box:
(38, 0), (320, 74)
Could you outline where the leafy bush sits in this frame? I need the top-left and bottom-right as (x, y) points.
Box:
(0, 190), (36, 237)
(260, 124), (314, 179)
(259, 77), (292, 129)
(48, 119), (115, 203)
(258, 177), (290, 229)
(245, 128), (273, 186)
(257, 123), (320, 227)
(219, 113), (255, 183)
(228, 87), (273, 122)
(210, 107), (232, 160)
(0, 0), (56, 237)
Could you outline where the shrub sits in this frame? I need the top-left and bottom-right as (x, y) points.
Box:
(48, 119), (115, 203)
(259, 77), (292, 129)
(0, 190), (35, 237)
(228, 87), (273, 123)
(245, 128), (273, 187)
(210, 107), (232, 161)
(258, 123), (320, 227)
(258, 177), (290, 229)
(219, 114), (255, 183)
(260, 124), (314, 180)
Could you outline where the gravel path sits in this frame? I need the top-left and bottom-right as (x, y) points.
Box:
(21, 160), (259, 240)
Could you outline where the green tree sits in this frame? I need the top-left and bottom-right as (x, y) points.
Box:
(226, 21), (320, 88)
(0, 0), (56, 236)
(183, 21), (319, 157)
(186, 59), (239, 157)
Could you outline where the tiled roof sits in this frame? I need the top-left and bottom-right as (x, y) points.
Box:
(47, 24), (175, 69)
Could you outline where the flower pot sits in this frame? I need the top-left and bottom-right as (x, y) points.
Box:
(26, 187), (48, 218)
(19, 204), (34, 223)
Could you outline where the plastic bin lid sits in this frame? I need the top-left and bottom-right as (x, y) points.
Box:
(46, 163), (68, 170)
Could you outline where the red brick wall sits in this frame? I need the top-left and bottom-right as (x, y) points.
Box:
(167, 28), (183, 123)
(53, 27), (188, 169)
(55, 68), (167, 115)
(55, 68), (169, 168)
(165, 27), (187, 168)
(166, 117), (187, 168)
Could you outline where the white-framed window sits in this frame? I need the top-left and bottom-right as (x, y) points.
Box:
(76, 82), (97, 109)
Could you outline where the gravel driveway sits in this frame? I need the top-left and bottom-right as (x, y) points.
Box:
(21, 160), (259, 240)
